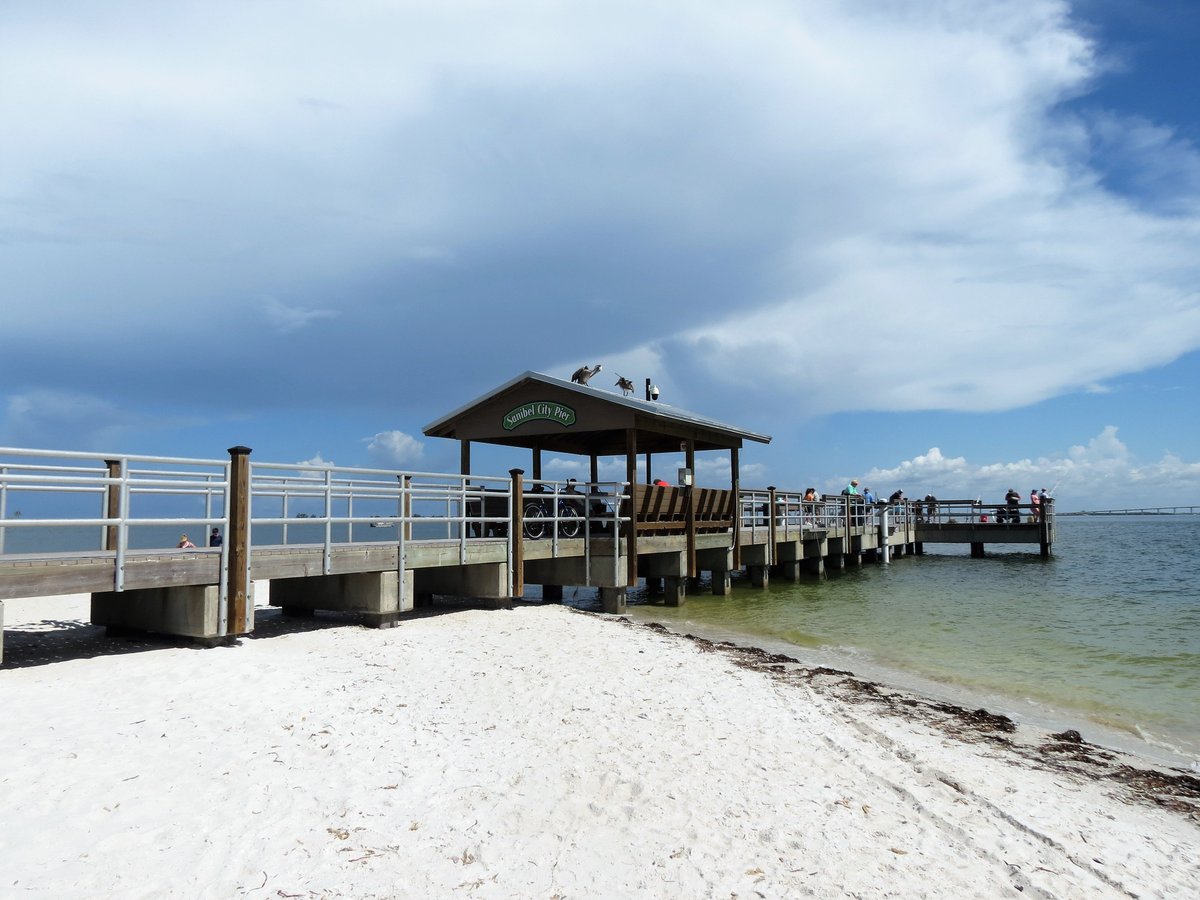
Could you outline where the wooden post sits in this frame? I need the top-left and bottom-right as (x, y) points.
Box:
(226, 446), (252, 635)
(625, 429), (638, 587)
(589, 454), (599, 485)
(104, 458), (122, 552)
(1039, 498), (1053, 558)
(460, 440), (471, 477)
(532, 446), (542, 482)
(684, 439), (696, 578)
(510, 469), (525, 598)
(402, 474), (412, 542)
(767, 485), (778, 566)
(731, 446), (741, 569)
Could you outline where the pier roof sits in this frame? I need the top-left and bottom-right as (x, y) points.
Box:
(423, 371), (771, 456)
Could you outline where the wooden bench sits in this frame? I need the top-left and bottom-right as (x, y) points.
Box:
(629, 485), (735, 535)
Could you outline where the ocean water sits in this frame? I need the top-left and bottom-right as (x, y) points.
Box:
(611, 517), (1200, 768)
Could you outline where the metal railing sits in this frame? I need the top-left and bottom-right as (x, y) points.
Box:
(0, 446), (232, 601)
(520, 479), (629, 587)
(914, 498), (1056, 527)
(739, 490), (862, 537)
(248, 462), (517, 596)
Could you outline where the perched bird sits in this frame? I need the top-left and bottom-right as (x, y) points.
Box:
(571, 364), (602, 385)
(615, 374), (635, 396)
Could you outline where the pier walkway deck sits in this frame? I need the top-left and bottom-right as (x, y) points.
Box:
(0, 446), (1054, 662)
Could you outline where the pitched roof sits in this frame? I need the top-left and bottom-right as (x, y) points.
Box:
(423, 371), (771, 456)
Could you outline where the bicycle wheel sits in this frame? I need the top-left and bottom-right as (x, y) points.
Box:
(558, 501), (581, 538)
(523, 502), (546, 539)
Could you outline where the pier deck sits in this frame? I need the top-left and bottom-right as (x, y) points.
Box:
(1, 446), (1054, 663)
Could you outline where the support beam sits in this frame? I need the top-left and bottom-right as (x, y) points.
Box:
(272, 571), (413, 626)
(710, 570), (731, 596)
(731, 446), (741, 569)
(600, 586), (626, 614)
(684, 439), (696, 578)
(750, 565), (769, 588)
(663, 576), (685, 606)
(93, 583), (239, 642)
(460, 440), (471, 477)
(624, 429), (638, 587)
(971, 542), (985, 558)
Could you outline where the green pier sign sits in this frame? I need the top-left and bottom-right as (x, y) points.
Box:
(502, 401), (577, 431)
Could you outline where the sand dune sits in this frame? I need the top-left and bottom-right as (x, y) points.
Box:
(1, 594), (1197, 898)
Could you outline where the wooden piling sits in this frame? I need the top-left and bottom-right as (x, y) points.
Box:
(226, 446), (252, 635)
(509, 468), (525, 598)
(103, 458), (122, 552)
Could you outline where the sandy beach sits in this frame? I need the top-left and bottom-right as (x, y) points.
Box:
(1, 592), (1197, 899)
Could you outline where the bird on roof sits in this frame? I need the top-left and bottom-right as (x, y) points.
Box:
(571, 364), (602, 385)
(615, 374), (635, 396)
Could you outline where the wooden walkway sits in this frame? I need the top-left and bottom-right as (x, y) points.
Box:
(0, 447), (1055, 660)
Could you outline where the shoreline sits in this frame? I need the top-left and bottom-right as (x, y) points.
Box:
(623, 604), (1200, 772)
(616, 616), (1200, 816)
(2, 594), (1198, 896)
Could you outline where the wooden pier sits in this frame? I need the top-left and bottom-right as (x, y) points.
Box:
(0, 373), (1055, 662)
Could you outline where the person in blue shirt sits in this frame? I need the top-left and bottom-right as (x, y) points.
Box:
(862, 487), (876, 504)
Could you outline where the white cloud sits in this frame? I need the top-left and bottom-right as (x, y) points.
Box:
(365, 431), (424, 467)
(857, 426), (1200, 510)
(2, 0), (1198, 446)
(295, 452), (333, 468)
(261, 296), (338, 333)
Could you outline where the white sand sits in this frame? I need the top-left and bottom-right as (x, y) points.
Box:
(1, 593), (1197, 899)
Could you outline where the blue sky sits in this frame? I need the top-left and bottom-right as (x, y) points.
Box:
(2, 0), (1198, 511)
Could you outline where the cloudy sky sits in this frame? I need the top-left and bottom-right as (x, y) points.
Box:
(2, 0), (1198, 510)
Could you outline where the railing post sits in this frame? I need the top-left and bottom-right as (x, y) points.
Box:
(397, 474), (410, 609)
(509, 469), (525, 599)
(401, 474), (412, 541)
(226, 446), (252, 636)
(767, 486), (778, 565)
(685, 482), (697, 578)
(0, 464), (6, 554)
(104, 458), (122, 551)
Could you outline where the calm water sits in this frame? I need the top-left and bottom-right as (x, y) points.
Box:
(613, 517), (1200, 768)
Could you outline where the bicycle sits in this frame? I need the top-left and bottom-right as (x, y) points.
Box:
(522, 484), (583, 539)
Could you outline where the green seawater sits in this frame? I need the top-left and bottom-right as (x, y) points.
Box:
(608, 517), (1200, 767)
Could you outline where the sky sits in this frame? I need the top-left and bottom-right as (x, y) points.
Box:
(2, 0), (1198, 512)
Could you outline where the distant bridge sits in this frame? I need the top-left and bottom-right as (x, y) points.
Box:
(1061, 506), (1200, 516)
